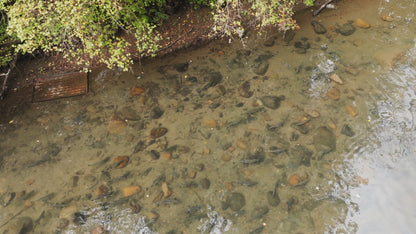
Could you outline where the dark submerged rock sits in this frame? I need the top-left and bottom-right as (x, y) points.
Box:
(150, 127), (168, 138)
(289, 144), (313, 167)
(311, 20), (327, 34)
(202, 72), (223, 90)
(338, 22), (356, 36)
(313, 127), (336, 157)
(226, 192), (246, 211)
(239, 80), (253, 98)
(341, 124), (355, 137)
(261, 95), (285, 109)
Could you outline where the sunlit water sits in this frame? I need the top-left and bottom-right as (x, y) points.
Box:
(1, 0), (415, 233)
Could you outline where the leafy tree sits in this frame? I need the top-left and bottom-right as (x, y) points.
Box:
(0, 0), (315, 72)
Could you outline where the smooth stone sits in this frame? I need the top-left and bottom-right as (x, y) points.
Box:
(150, 127), (168, 138)
(311, 20), (327, 34)
(266, 191), (280, 207)
(119, 106), (140, 121)
(252, 60), (269, 75)
(250, 206), (269, 220)
(289, 144), (313, 167)
(202, 72), (223, 90)
(107, 119), (126, 135)
(239, 80), (253, 98)
(338, 22), (356, 36)
(226, 192), (246, 211)
(341, 124), (355, 137)
(355, 18), (370, 28)
(345, 105), (359, 117)
(313, 127), (336, 157)
(151, 106), (164, 119)
(200, 178), (211, 189)
(261, 95), (285, 109)
(283, 30), (296, 43)
(327, 87), (340, 100)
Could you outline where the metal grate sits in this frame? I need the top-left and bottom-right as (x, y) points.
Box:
(32, 72), (88, 102)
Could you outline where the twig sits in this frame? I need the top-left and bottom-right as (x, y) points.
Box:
(313, 0), (334, 16)
(0, 55), (17, 100)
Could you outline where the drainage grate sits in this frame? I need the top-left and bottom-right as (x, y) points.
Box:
(32, 72), (88, 102)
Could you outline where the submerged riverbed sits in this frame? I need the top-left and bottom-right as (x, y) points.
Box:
(1, 0), (416, 233)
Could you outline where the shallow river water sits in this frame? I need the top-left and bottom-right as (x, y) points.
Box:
(1, 0), (416, 233)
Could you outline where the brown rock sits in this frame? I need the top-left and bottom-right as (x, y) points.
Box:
(307, 110), (320, 118)
(345, 105), (358, 117)
(221, 153), (232, 162)
(162, 152), (172, 160)
(202, 119), (218, 127)
(108, 119), (126, 134)
(224, 182), (233, 190)
(188, 171), (197, 179)
(130, 87), (145, 96)
(147, 211), (159, 220)
(150, 127), (168, 138)
(161, 182), (172, 198)
(381, 15), (393, 22)
(330, 73), (343, 84)
(327, 87), (340, 100)
(354, 18), (371, 28)
(236, 140), (248, 150)
(288, 174), (301, 186)
(123, 185), (141, 197)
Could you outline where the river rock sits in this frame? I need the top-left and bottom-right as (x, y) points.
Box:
(173, 62), (189, 72)
(311, 20), (327, 34)
(289, 144), (313, 167)
(107, 119), (126, 134)
(8, 216), (33, 233)
(119, 106), (140, 121)
(239, 80), (253, 98)
(226, 192), (246, 211)
(151, 106), (164, 119)
(313, 127), (336, 158)
(260, 95), (285, 109)
(354, 18), (370, 28)
(327, 87), (340, 100)
(345, 105), (358, 117)
(252, 60), (269, 75)
(150, 127), (168, 138)
(202, 71), (223, 90)
(337, 22), (356, 36)
(341, 124), (355, 137)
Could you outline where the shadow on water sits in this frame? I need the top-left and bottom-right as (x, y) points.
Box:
(1, 0), (416, 233)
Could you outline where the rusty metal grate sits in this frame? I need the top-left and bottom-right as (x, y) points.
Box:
(32, 72), (88, 102)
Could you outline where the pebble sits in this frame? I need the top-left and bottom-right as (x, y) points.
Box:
(147, 211), (159, 220)
(330, 73), (343, 84)
(313, 127), (336, 157)
(130, 87), (145, 96)
(162, 152), (172, 160)
(188, 171), (197, 179)
(97, 185), (110, 196)
(338, 22), (356, 36)
(311, 20), (327, 34)
(161, 182), (172, 198)
(307, 110), (320, 118)
(114, 156), (129, 168)
(224, 182), (233, 190)
(222, 153), (232, 161)
(122, 185), (141, 197)
(202, 119), (218, 127)
(239, 80), (253, 98)
(200, 178), (211, 189)
(107, 119), (126, 135)
(226, 192), (246, 211)
(150, 127), (168, 138)
(91, 226), (109, 234)
(345, 105), (358, 117)
(327, 87), (340, 100)
(236, 140), (248, 150)
(341, 124), (355, 137)
(288, 174), (301, 186)
(260, 95), (285, 109)
(355, 18), (371, 28)
(382, 15), (394, 22)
